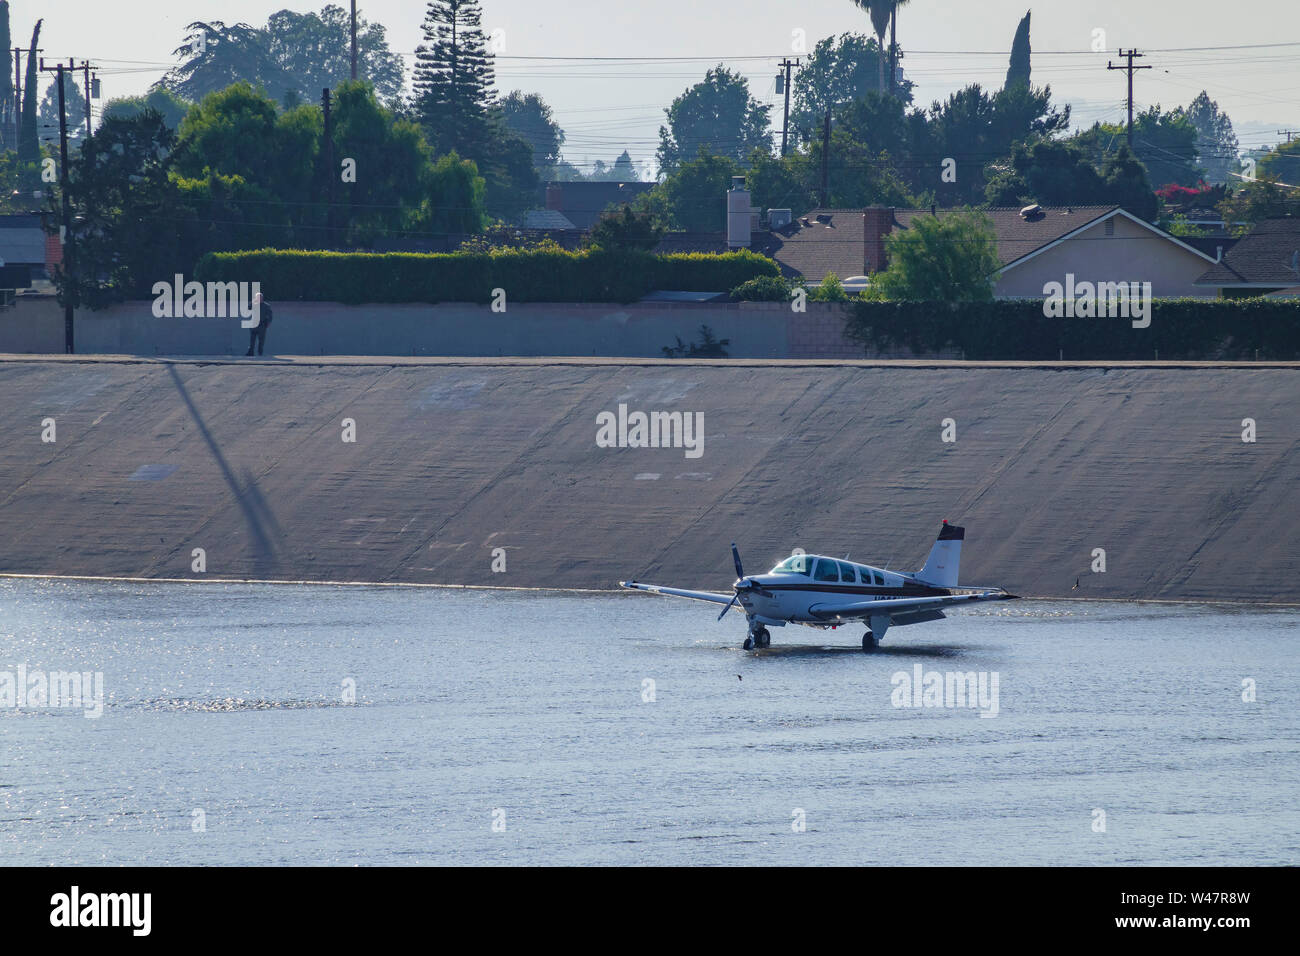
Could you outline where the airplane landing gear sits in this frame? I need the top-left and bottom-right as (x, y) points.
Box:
(862, 630), (878, 651)
(745, 626), (770, 650)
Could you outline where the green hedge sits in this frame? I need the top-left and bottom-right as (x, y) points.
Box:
(194, 247), (779, 304)
(847, 298), (1300, 360)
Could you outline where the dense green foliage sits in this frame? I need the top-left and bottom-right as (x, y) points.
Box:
(730, 275), (793, 301)
(846, 298), (1300, 360)
(864, 210), (1000, 302)
(194, 247), (779, 304)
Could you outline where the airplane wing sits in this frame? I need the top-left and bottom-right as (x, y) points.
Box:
(808, 590), (1015, 621)
(620, 581), (735, 606)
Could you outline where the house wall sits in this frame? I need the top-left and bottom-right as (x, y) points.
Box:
(993, 215), (1217, 298)
(0, 296), (901, 359)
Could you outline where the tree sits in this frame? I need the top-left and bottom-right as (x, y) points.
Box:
(38, 77), (88, 141)
(1098, 144), (1158, 221)
(1185, 91), (1239, 185)
(424, 151), (486, 234)
(851, 1), (894, 94)
(1255, 139), (1300, 187)
(587, 204), (663, 251)
(56, 110), (184, 307)
(265, 6), (404, 105)
(102, 89), (193, 131)
(156, 8), (404, 106)
(925, 82), (1068, 205)
(790, 33), (906, 136)
(1005, 10), (1031, 90)
(1072, 107), (1202, 189)
(640, 150), (741, 231)
(984, 138), (1157, 219)
(656, 66), (771, 173)
(1218, 179), (1292, 230)
(500, 91), (564, 175)
(17, 18), (39, 172)
(157, 21), (281, 104)
(865, 209), (1000, 301)
(328, 80), (447, 243)
(169, 82), (321, 248)
(413, 0), (496, 161)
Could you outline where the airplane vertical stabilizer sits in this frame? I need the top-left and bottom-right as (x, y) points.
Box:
(916, 521), (963, 588)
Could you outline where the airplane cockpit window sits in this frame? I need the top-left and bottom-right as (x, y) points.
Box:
(772, 555), (811, 576)
(813, 559), (839, 583)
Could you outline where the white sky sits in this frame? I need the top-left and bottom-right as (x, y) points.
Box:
(15, 0), (1300, 175)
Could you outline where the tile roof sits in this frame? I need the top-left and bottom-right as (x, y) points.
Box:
(895, 205), (1118, 268)
(541, 181), (655, 230)
(1194, 218), (1300, 287)
(749, 205), (1122, 282)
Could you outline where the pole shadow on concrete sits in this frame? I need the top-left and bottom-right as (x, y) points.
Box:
(167, 364), (288, 578)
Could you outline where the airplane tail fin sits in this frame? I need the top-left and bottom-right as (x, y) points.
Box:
(915, 521), (963, 588)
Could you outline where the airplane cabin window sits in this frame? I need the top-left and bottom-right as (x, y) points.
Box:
(873, 570), (884, 586)
(837, 561), (856, 582)
(813, 559), (839, 582)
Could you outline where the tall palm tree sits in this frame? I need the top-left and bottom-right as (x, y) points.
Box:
(851, 1), (893, 94)
(889, 1), (910, 97)
(851, 0), (909, 97)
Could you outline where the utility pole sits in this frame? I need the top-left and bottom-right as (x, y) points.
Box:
(39, 60), (75, 352)
(1277, 129), (1298, 144)
(83, 61), (93, 139)
(350, 0), (358, 80)
(1107, 49), (1150, 147)
(322, 88), (335, 247)
(820, 112), (830, 207)
(777, 58), (798, 157)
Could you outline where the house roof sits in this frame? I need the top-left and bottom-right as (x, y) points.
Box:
(519, 209), (578, 231)
(903, 206), (1120, 269)
(750, 210), (869, 282)
(1195, 218), (1300, 287)
(750, 205), (1213, 282)
(541, 181), (655, 230)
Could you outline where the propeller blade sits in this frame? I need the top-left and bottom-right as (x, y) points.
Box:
(717, 594), (739, 621)
(731, 542), (744, 580)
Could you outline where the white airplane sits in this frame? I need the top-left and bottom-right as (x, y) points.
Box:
(621, 521), (1017, 650)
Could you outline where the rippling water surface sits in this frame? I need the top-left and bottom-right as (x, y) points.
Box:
(1, 579), (1296, 865)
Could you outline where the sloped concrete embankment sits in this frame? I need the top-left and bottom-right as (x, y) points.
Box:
(0, 359), (1296, 602)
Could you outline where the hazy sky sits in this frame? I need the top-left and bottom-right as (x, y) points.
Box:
(15, 0), (1299, 175)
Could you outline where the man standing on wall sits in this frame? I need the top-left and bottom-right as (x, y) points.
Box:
(246, 293), (274, 356)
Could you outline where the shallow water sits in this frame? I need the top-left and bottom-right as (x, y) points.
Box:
(0, 578), (1296, 865)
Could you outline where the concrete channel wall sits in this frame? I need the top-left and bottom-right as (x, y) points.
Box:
(1, 296), (906, 359)
(0, 357), (1296, 603)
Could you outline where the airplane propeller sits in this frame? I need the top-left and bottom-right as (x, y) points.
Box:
(718, 542), (745, 620)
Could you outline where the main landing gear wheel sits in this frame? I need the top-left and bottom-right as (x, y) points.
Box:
(862, 630), (878, 651)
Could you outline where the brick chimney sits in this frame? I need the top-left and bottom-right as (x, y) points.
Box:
(545, 184), (563, 211)
(863, 206), (895, 274)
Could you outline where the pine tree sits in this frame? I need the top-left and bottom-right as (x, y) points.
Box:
(16, 18), (39, 169)
(1005, 10), (1031, 91)
(412, 0), (495, 161)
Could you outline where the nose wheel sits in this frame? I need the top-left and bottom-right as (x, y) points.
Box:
(744, 626), (770, 650)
